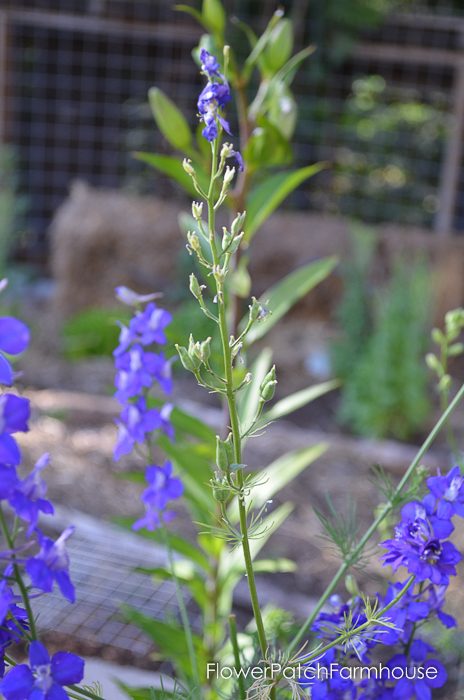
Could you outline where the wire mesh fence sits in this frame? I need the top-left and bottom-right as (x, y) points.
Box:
(0, 0), (463, 261)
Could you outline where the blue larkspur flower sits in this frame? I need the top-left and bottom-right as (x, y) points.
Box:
(385, 639), (446, 699)
(133, 461), (184, 532)
(114, 345), (172, 402)
(381, 507), (461, 585)
(26, 527), (75, 603)
(200, 49), (221, 77)
(0, 317), (30, 386)
(0, 641), (84, 699)
(298, 649), (356, 699)
(113, 397), (169, 460)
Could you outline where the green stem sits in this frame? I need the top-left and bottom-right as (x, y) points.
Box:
(0, 507), (37, 639)
(288, 382), (464, 655)
(162, 526), (201, 695)
(229, 614), (246, 700)
(207, 141), (270, 664)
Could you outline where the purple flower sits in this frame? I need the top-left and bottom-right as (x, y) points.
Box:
(8, 454), (54, 532)
(378, 581), (430, 645)
(115, 286), (161, 306)
(0, 465), (19, 499)
(129, 303), (172, 347)
(115, 345), (172, 402)
(1, 641), (84, 699)
(426, 465), (464, 519)
(200, 49), (221, 77)
(0, 394), (30, 465)
(26, 527), (75, 603)
(0, 317), (30, 387)
(298, 649), (356, 699)
(113, 398), (165, 460)
(381, 508), (461, 585)
(133, 461), (183, 532)
(197, 80), (231, 142)
(385, 639), (446, 699)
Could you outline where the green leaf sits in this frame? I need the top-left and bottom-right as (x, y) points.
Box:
(138, 564), (208, 608)
(148, 88), (192, 152)
(241, 257), (337, 344)
(248, 558), (296, 574)
(228, 445), (326, 523)
(276, 44), (316, 86)
(121, 606), (204, 679)
(237, 348), (273, 434)
(202, 0), (226, 36)
(243, 115), (293, 170)
(170, 406), (216, 444)
(245, 163), (325, 240)
(175, 4), (205, 26)
(263, 18), (294, 73)
(262, 379), (340, 423)
(133, 153), (197, 197)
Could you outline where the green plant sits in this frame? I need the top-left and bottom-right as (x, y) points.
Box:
(338, 259), (431, 439)
(62, 308), (132, 360)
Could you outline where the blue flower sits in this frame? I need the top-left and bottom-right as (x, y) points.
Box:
(133, 461), (183, 532)
(426, 465), (464, 519)
(0, 394), (30, 465)
(0, 465), (19, 500)
(129, 303), (172, 347)
(114, 345), (172, 402)
(298, 649), (356, 699)
(8, 454), (54, 532)
(113, 398), (167, 460)
(200, 49), (221, 77)
(0, 317), (30, 387)
(197, 78), (231, 142)
(378, 581), (430, 645)
(385, 639), (446, 699)
(26, 527), (75, 603)
(0, 641), (84, 699)
(381, 506), (461, 585)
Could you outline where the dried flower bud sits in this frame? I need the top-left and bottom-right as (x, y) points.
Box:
(187, 231), (201, 254)
(223, 165), (235, 186)
(231, 211), (246, 237)
(176, 344), (198, 372)
(189, 273), (204, 301)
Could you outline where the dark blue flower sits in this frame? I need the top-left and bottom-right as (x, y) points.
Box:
(298, 649), (356, 699)
(385, 639), (446, 699)
(381, 506), (461, 585)
(133, 461), (183, 532)
(0, 317), (30, 387)
(378, 581), (430, 645)
(114, 345), (172, 402)
(0, 394), (30, 465)
(26, 527), (75, 603)
(0, 640), (84, 699)
(129, 303), (172, 347)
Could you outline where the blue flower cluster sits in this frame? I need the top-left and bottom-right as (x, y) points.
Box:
(197, 49), (232, 142)
(0, 306), (84, 699)
(299, 466), (464, 698)
(113, 288), (183, 532)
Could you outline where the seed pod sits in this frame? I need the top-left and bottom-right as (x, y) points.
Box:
(260, 365), (277, 402)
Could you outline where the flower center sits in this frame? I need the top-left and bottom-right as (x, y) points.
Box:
(34, 663), (53, 691)
(421, 539), (442, 563)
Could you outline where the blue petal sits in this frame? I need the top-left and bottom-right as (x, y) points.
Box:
(51, 652), (84, 686)
(30, 641), (50, 667)
(0, 318), (30, 355)
(46, 684), (69, 700)
(0, 664), (34, 699)
(0, 354), (13, 386)
(26, 558), (54, 593)
(55, 571), (75, 604)
(0, 435), (21, 466)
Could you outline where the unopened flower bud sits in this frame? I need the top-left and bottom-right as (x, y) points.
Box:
(231, 211), (246, 237)
(248, 297), (263, 323)
(176, 344), (199, 373)
(220, 142), (234, 160)
(223, 166), (235, 185)
(183, 158), (195, 176)
(192, 201), (203, 220)
(260, 365), (277, 402)
(187, 231), (201, 254)
(216, 435), (231, 472)
(222, 226), (232, 251)
(189, 273), (204, 301)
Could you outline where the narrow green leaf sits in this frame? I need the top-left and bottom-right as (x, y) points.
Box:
(133, 152), (197, 197)
(148, 87), (192, 152)
(245, 163), (325, 240)
(237, 347), (273, 434)
(242, 256), (337, 344)
(202, 0), (226, 36)
(227, 444), (326, 524)
(262, 379), (340, 423)
(247, 558), (296, 574)
(175, 4), (205, 26)
(170, 406), (216, 444)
